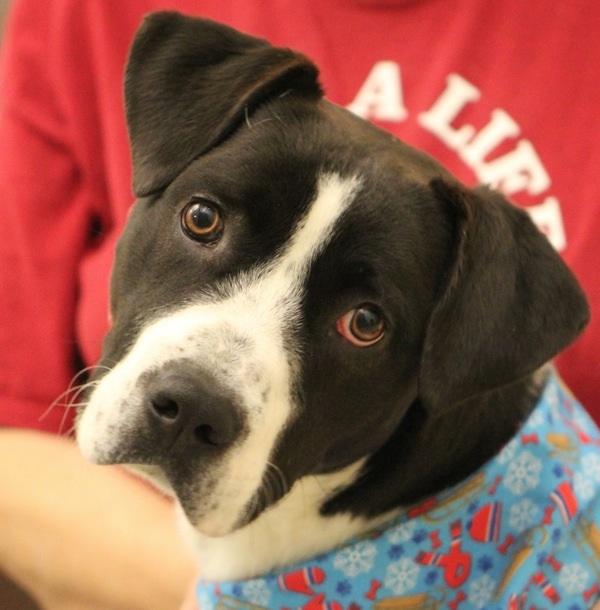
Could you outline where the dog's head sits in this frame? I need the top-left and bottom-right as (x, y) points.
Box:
(77, 13), (589, 539)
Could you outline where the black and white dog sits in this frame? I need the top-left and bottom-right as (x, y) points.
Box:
(77, 12), (594, 598)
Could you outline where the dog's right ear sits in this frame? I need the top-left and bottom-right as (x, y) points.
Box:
(419, 180), (590, 413)
(125, 12), (322, 197)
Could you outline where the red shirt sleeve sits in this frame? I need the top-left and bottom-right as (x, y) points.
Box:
(0, 1), (111, 432)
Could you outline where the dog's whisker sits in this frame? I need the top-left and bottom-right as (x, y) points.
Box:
(309, 473), (329, 496)
(244, 489), (261, 524)
(40, 384), (83, 422)
(261, 470), (275, 509)
(252, 118), (274, 128)
(253, 463), (288, 515)
(44, 380), (93, 435)
(62, 421), (78, 438)
(77, 364), (112, 378)
(40, 364), (111, 425)
(266, 461), (289, 498)
(55, 379), (97, 410)
(59, 402), (74, 436)
(243, 104), (275, 130)
(65, 381), (96, 408)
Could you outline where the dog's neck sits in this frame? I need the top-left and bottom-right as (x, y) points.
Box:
(180, 371), (545, 582)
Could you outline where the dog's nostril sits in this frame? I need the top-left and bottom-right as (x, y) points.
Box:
(194, 423), (218, 446)
(151, 396), (179, 421)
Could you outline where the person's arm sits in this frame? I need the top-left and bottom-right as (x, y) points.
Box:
(0, 429), (196, 610)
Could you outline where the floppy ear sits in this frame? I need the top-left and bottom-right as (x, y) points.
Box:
(125, 12), (322, 196)
(420, 180), (589, 411)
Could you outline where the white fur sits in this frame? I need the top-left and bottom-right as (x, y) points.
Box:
(78, 173), (374, 569)
(181, 459), (398, 581)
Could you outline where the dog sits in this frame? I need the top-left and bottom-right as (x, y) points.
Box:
(77, 12), (600, 608)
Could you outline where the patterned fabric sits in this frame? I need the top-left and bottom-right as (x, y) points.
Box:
(197, 371), (600, 609)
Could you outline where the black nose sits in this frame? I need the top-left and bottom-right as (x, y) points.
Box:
(146, 371), (243, 451)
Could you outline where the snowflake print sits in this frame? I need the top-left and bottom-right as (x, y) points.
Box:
(387, 519), (417, 544)
(574, 472), (595, 501)
(503, 450), (542, 495)
(527, 407), (546, 428)
(468, 574), (496, 609)
(333, 540), (377, 577)
(384, 558), (420, 595)
(582, 454), (600, 483)
(559, 563), (589, 595)
(508, 498), (539, 533)
(498, 437), (519, 465)
(241, 579), (271, 606)
(544, 383), (559, 410)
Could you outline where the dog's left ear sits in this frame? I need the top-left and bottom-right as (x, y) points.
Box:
(125, 12), (322, 196)
(420, 180), (590, 412)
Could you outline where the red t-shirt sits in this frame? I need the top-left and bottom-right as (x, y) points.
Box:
(1, 0), (599, 432)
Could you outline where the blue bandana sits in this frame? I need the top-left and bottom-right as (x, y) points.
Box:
(197, 371), (600, 609)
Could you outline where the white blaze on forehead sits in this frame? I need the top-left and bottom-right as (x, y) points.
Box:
(77, 172), (361, 535)
(213, 172), (361, 322)
(279, 173), (361, 274)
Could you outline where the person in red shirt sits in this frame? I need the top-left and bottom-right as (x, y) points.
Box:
(0, 1), (598, 608)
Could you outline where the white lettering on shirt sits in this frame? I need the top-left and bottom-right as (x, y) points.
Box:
(525, 196), (567, 252)
(347, 66), (566, 250)
(418, 74), (552, 196)
(417, 73), (482, 149)
(346, 61), (408, 122)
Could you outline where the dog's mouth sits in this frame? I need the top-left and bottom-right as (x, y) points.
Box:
(124, 463), (177, 499)
(124, 457), (289, 537)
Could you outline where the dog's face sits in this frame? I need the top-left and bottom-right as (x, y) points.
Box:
(77, 13), (589, 541)
(78, 99), (451, 535)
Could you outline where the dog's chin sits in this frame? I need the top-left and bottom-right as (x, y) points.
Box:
(124, 463), (262, 538)
(124, 463), (177, 498)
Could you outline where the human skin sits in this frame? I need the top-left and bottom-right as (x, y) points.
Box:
(0, 429), (196, 610)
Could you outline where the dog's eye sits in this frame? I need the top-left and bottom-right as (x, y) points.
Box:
(336, 306), (386, 347)
(181, 199), (223, 244)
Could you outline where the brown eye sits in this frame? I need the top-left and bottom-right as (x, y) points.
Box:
(181, 199), (223, 244)
(337, 306), (386, 347)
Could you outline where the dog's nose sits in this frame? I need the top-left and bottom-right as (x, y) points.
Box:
(146, 372), (243, 450)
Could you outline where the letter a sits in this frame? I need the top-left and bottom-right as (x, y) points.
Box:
(347, 61), (408, 122)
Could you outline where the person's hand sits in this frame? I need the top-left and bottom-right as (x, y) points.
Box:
(179, 576), (201, 610)
(0, 429), (196, 610)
